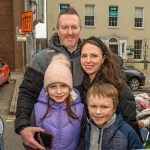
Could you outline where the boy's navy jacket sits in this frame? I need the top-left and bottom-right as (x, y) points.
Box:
(85, 113), (143, 150)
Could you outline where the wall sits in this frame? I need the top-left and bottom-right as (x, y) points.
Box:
(46, 0), (150, 62)
(125, 62), (150, 70)
(0, 0), (24, 71)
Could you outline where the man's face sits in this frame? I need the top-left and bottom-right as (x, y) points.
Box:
(57, 14), (82, 53)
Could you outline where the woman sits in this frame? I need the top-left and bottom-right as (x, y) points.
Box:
(80, 36), (142, 140)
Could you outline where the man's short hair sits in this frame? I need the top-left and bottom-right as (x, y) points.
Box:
(56, 7), (81, 28)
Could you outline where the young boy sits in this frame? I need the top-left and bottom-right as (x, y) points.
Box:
(85, 81), (143, 150)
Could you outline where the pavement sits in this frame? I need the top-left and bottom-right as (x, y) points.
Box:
(9, 71), (24, 114)
(9, 69), (150, 114)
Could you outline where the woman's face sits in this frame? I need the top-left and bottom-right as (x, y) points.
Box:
(80, 43), (105, 80)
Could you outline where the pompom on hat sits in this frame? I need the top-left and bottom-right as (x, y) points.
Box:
(44, 54), (73, 91)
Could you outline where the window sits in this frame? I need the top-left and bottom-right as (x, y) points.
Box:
(134, 40), (142, 59)
(85, 5), (94, 26)
(60, 4), (70, 13)
(135, 7), (143, 27)
(109, 6), (118, 27)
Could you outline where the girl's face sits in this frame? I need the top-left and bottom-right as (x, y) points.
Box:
(47, 83), (70, 103)
(80, 43), (105, 81)
(136, 103), (144, 111)
(87, 95), (116, 128)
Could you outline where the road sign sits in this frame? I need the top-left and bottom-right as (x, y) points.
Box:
(18, 27), (25, 35)
(21, 11), (33, 32)
(16, 26), (26, 42)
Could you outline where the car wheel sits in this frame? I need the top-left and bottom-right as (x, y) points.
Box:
(129, 77), (140, 90)
(6, 74), (11, 84)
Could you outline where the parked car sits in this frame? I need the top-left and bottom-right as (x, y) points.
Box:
(123, 66), (146, 90)
(0, 58), (11, 86)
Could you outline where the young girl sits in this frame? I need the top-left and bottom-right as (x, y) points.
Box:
(85, 81), (143, 150)
(135, 93), (150, 142)
(32, 54), (86, 150)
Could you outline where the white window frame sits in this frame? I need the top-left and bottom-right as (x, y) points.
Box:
(134, 40), (143, 60)
(134, 7), (144, 28)
(85, 5), (94, 27)
(109, 6), (118, 27)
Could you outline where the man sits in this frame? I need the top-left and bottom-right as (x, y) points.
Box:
(15, 7), (83, 150)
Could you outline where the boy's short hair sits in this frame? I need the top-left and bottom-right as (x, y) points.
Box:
(87, 81), (119, 108)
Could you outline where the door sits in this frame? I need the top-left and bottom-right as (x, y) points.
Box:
(109, 44), (118, 55)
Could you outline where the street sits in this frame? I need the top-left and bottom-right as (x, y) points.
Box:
(0, 80), (24, 150)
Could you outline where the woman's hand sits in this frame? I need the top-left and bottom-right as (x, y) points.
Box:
(20, 127), (45, 150)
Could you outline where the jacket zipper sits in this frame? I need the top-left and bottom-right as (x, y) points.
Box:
(58, 108), (60, 149)
(98, 128), (101, 150)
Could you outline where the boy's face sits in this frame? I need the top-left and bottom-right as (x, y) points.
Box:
(87, 95), (116, 128)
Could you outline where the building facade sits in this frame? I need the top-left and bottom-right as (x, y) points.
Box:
(1, 1), (149, 70)
(47, 0), (150, 69)
(0, 0), (25, 71)
(0, 0), (47, 71)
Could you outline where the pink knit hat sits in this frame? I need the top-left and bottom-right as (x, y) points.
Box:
(135, 96), (149, 109)
(44, 54), (73, 91)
